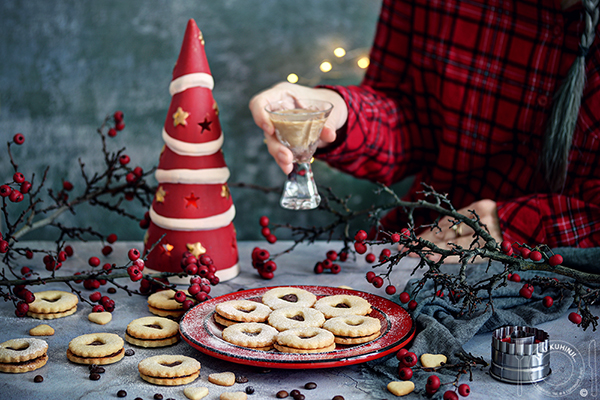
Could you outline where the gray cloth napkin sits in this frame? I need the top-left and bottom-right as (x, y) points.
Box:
(357, 247), (599, 399)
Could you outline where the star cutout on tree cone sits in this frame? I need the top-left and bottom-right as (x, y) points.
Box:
(173, 107), (190, 127)
(198, 117), (212, 133)
(184, 192), (200, 208)
(187, 242), (206, 258)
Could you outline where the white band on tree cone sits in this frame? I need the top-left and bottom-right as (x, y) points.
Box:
(169, 72), (214, 95)
(155, 167), (230, 184)
(149, 205), (235, 231)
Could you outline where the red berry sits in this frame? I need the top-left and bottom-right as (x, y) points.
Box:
(569, 312), (582, 324)
(401, 351), (418, 367)
(543, 296), (554, 308)
(182, 299), (195, 311)
(62, 181), (74, 191)
(263, 260), (277, 273)
(509, 273), (521, 282)
(9, 190), (23, 203)
(106, 233), (118, 244)
(114, 110), (124, 122)
(354, 230), (368, 242)
(427, 375), (441, 390)
(261, 227), (271, 237)
(89, 292), (102, 303)
(548, 254), (563, 267)
(365, 253), (376, 263)
(426, 385), (439, 396)
(92, 305), (105, 313)
(65, 245), (74, 256)
(391, 233), (401, 243)
(520, 247), (531, 259)
(88, 257), (101, 267)
(519, 284), (534, 299)
(443, 391), (459, 400)
(83, 279), (100, 290)
(339, 251), (348, 262)
(385, 285), (397, 295)
(20, 181), (32, 194)
(119, 155), (130, 165)
(255, 249), (270, 262)
(126, 173), (137, 184)
(13, 133), (25, 145)
(199, 255), (213, 265)
(372, 276), (384, 288)
(185, 264), (198, 275)
(322, 259), (333, 269)
(101, 245), (113, 256)
(22, 290), (35, 304)
(25, 250), (34, 259)
(139, 219), (150, 229)
(0, 240), (9, 253)
(395, 348), (408, 361)
(115, 121), (125, 131)
(209, 275), (219, 285)
(20, 266), (32, 276)
(314, 262), (324, 274)
(259, 271), (274, 280)
(354, 242), (367, 254)
(365, 271), (376, 283)
(399, 292), (411, 304)
(188, 284), (201, 296)
(500, 240), (512, 253)
(0, 185), (12, 197)
(326, 250), (338, 261)
(174, 290), (187, 303)
(266, 234), (277, 244)
(330, 264), (341, 274)
(379, 248), (392, 261)
(107, 128), (117, 137)
(407, 300), (418, 311)
(398, 366), (413, 380)
(458, 384), (470, 397)
(128, 248), (141, 261)
(127, 266), (143, 281)
(259, 216), (269, 227)
(530, 250), (542, 262)
(16, 301), (29, 315)
(13, 172), (25, 184)
(133, 166), (143, 177)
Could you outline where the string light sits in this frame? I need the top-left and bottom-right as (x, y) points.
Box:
(333, 47), (346, 57)
(357, 56), (370, 69)
(319, 61), (333, 73)
(287, 73), (299, 83)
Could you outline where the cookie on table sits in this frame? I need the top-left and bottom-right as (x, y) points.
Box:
(29, 324), (55, 336)
(125, 316), (180, 348)
(138, 354), (201, 386)
(322, 314), (381, 345)
(274, 327), (336, 353)
(267, 306), (325, 331)
(147, 290), (192, 319)
(222, 322), (279, 351)
(214, 300), (271, 327)
(67, 333), (124, 365)
(27, 290), (78, 320)
(313, 294), (371, 319)
(261, 287), (317, 310)
(0, 338), (48, 373)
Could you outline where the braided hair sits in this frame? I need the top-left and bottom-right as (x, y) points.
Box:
(541, 0), (599, 192)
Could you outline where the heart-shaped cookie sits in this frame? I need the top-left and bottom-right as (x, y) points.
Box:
(183, 386), (209, 400)
(387, 381), (415, 396)
(208, 371), (236, 386)
(420, 353), (447, 368)
(219, 392), (247, 400)
(88, 311), (112, 325)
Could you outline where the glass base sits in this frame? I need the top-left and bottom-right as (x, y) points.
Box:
(280, 162), (321, 210)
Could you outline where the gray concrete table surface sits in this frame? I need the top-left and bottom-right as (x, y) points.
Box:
(0, 241), (597, 400)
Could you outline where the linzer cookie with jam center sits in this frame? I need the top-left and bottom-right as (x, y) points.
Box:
(267, 306), (325, 331)
(273, 327), (336, 353)
(0, 338), (48, 373)
(125, 316), (180, 347)
(214, 300), (271, 326)
(147, 290), (193, 319)
(221, 322), (279, 350)
(261, 287), (317, 310)
(322, 314), (381, 345)
(67, 333), (125, 365)
(138, 354), (201, 386)
(27, 290), (78, 319)
(313, 294), (371, 319)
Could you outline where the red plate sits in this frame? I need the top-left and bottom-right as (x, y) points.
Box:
(179, 285), (415, 369)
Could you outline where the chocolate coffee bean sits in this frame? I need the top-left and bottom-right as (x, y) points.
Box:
(89, 373), (101, 381)
(276, 390), (289, 398)
(246, 386), (255, 394)
(304, 382), (317, 389)
(125, 349), (135, 356)
(34, 375), (43, 383)
(117, 390), (127, 397)
(236, 375), (249, 383)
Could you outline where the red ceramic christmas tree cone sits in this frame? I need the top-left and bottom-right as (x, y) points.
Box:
(143, 19), (239, 281)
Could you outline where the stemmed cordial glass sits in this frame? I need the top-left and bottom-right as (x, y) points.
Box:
(265, 99), (333, 210)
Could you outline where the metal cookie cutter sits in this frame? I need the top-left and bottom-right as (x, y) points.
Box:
(490, 326), (551, 384)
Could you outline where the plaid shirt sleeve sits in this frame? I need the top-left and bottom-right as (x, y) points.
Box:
(316, 0), (600, 248)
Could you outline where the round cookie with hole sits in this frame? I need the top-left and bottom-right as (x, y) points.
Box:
(125, 316), (180, 348)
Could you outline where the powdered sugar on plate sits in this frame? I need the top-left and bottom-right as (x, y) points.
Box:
(179, 285), (415, 369)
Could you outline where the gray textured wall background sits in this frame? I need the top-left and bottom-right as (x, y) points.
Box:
(0, 0), (409, 242)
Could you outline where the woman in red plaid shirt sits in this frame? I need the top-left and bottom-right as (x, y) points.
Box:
(250, 0), (600, 252)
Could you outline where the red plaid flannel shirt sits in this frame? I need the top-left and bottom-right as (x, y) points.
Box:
(317, 0), (600, 248)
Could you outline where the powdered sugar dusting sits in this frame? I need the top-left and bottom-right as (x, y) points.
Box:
(179, 286), (414, 368)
